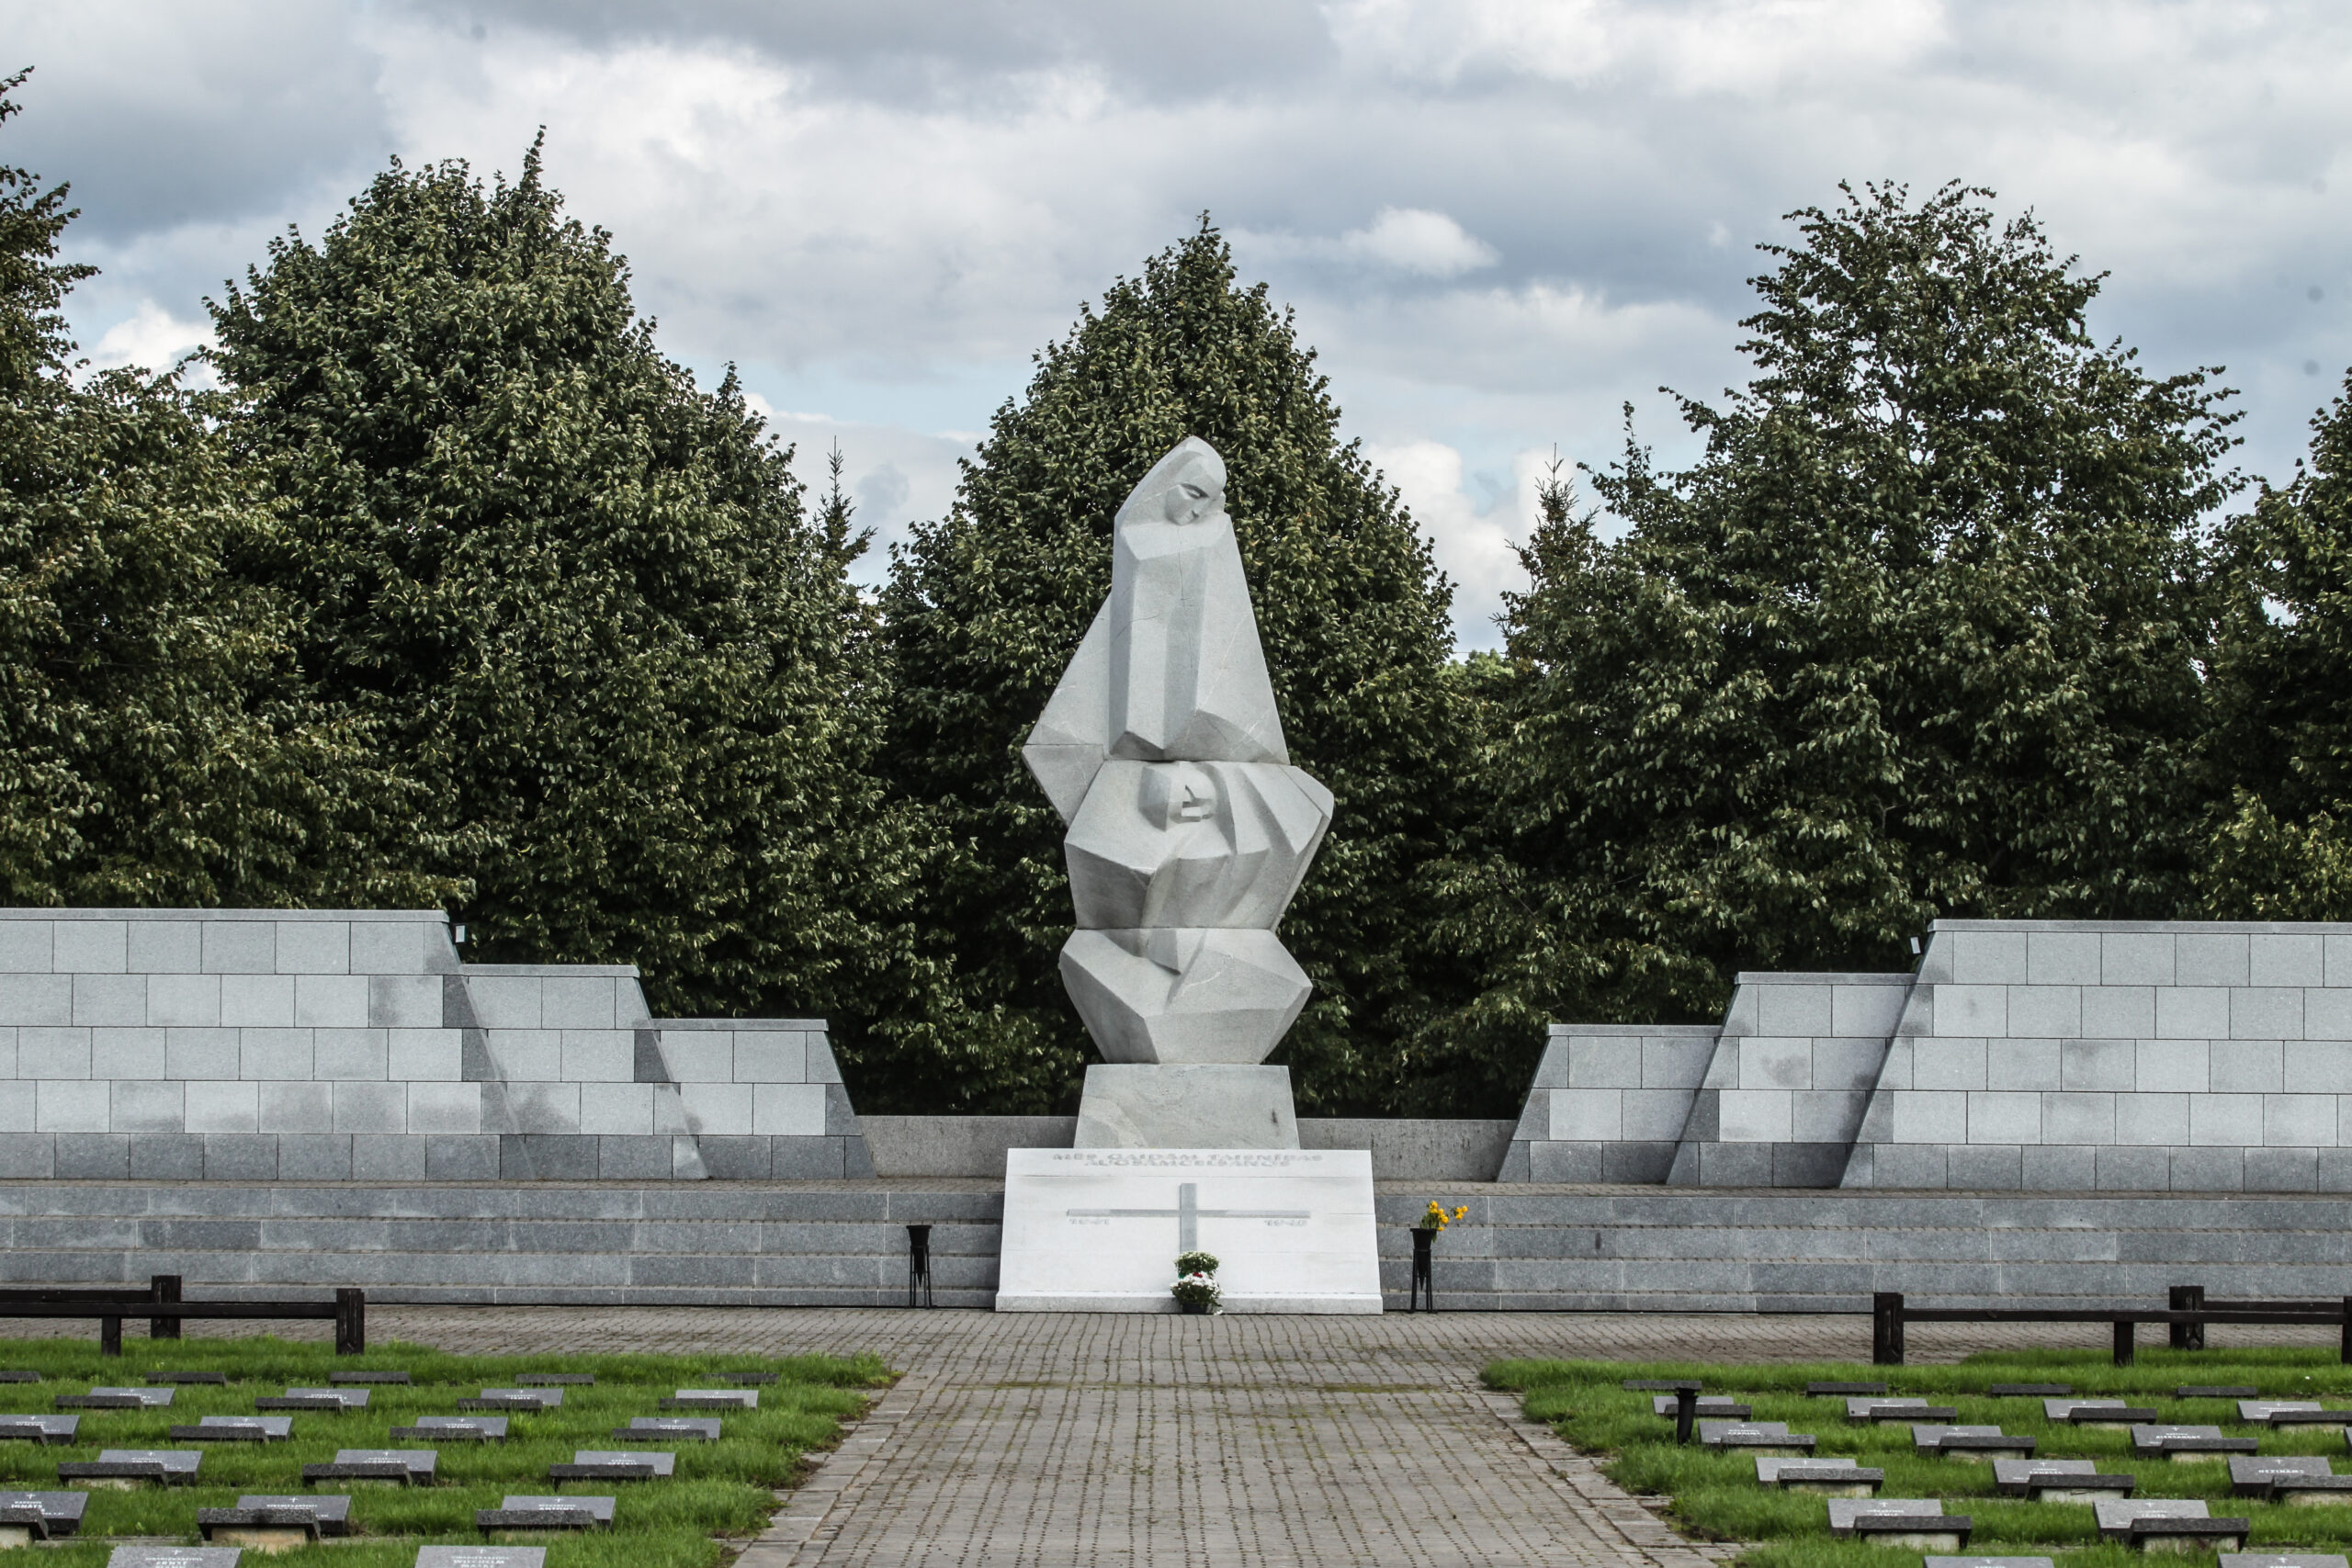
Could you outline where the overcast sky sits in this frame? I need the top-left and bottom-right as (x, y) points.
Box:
(7, 0), (2350, 649)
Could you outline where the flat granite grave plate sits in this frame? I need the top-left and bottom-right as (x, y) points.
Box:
(62, 1450), (201, 1486)
(1925, 1558), (2054, 1568)
(0, 1371), (40, 1383)
(2221, 1558), (2352, 1568)
(0, 1490), (86, 1543)
(418, 1547), (548, 1567)
(1994, 1460), (2136, 1499)
(330, 1371), (411, 1385)
(1850, 1398), (1956, 1422)
(1807, 1382), (1887, 1396)
(1653, 1395), (1748, 1417)
(257, 1388), (367, 1411)
(721, 1373), (779, 1385)
(663, 1389), (757, 1409)
(550, 1449), (675, 1481)
(1623, 1380), (1702, 1392)
(152, 1372), (227, 1386)
(616, 1418), (719, 1442)
(395, 1416), (510, 1441)
(1913, 1426), (2034, 1459)
(301, 1449), (436, 1484)
(1989, 1384), (2072, 1397)
(104, 1548), (243, 1567)
(479, 1495), (616, 1533)
(0, 1414), (79, 1443)
(1828, 1497), (1970, 1547)
(1755, 1457), (1883, 1495)
(61, 1387), (175, 1409)
(172, 1416), (292, 1442)
(465, 1390), (561, 1410)
(234, 1495), (350, 1531)
(2187, 1387), (2264, 1400)
(1699, 1420), (1815, 1453)
(2133, 1424), (2260, 1457)
(2046, 1400), (2159, 1426)
(518, 1374), (593, 1386)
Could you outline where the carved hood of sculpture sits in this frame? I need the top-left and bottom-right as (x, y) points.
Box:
(1023, 438), (1333, 1065)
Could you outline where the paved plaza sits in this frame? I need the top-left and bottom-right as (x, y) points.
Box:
(8, 1304), (2342, 1568)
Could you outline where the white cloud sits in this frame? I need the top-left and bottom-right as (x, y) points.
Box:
(1243, 208), (1499, 278)
(85, 301), (216, 374)
(1366, 439), (1562, 650)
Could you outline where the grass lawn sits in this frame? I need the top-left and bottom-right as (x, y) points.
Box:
(1489, 1345), (2352, 1568)
(0, 1334), (888, 1564)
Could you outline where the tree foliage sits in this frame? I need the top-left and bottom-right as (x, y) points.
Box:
(874, 224), (1477, 1113)
(2202, 368), (2352, 917)
(0, 73), (448, 909)
(209, 142), (905, 1015)
(1432, 183), (2238, 1042)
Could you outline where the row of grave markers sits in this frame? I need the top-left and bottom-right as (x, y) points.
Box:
(0, 1366), (775, 1562)
(1632, 1376), (2352, 1562)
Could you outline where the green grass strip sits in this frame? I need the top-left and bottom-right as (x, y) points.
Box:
(0, 1334), (889, 1566)
(1487, 1345), (2352, 1568)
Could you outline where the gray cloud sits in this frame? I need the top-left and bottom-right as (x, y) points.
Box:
(22, 0), (2352, 650)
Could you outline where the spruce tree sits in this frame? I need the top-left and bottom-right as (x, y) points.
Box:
(209, 143), (909, 1016)
(0, 73), (447, 909)
(1442, 183), (2235, 1033)
(876, 224), (1476, 1114)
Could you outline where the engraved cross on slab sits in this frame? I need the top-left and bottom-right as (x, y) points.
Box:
(1067, 1181), (1308, 1251)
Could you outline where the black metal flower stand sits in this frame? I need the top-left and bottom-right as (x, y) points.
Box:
(1409, 1226), (1436, 1312)
(906, 1224), (933, 1308)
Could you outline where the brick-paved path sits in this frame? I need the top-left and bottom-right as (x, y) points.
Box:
(10, 1306), (2339, 1568)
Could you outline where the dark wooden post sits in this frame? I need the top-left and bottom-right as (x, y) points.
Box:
(149, 1274), (182, 1342)
(2169, 1285), (2204, 1351)
(2340, 1297), (2351, 1366)
(334, 1289), (365, 1355)
(1871, 1292), (1905, 1365)
(1410, 1228), (1436, 1313)
(906, 1225), (933, 1309)
(2112, 1318), (2135, 1367)
(99, 1314), (121, 1356)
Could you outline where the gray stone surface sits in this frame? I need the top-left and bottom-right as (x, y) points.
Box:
(1508, 919), (2352, 1192)
(0, 910), (869, 1180)
(1072, 1064), (1298, 1148)
(1023, 439), (1329, 1073)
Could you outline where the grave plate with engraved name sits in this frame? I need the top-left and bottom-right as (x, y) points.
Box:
(331, 1371), (411, 1385)
(997, 1148), (1379, 1313)
(550, 1449), (674, 1481)
(0, 1488), (85, 1545)
(172, 1416), (291, 1442)
(518, 1374), (593, 1386)
(61, 1450), (201, 1486)
(300, 1449), (435, 1484)
(616, 1417), (718, 1442)
(418, 1549), (548, 1568)
(394, 1416), (509, 1441)
(0, 1414), (78, 1444)
(60, 1387), (175, 1409)
(465, 1389), (561, 1410)
(478, 1495), (615, 1533)
(152, 1372), (227, 1386)
(662, 1389), (755, 1410)
(256, 1387), (367, 1411)
(104, 1548), (243, 1567)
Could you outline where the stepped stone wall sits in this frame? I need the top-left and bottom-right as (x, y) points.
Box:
(1504, 919), (2352, 1193)
(0, 908), (868, 1181)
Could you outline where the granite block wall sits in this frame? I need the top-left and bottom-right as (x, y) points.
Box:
(1665, 972), (1910, 1187)
(0, 908), (868, 1180)
(1498, 1024), (1719, 1182)
(1506, 919), (2352, 1194)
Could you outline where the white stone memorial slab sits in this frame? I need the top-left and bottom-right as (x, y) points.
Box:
(106, 1550), (242, 1567)
(418, 1551), (547, 1568)
(995, 1147), (1379, 1313)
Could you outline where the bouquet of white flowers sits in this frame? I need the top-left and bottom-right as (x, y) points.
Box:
(1170, 1249), (1222, 1314)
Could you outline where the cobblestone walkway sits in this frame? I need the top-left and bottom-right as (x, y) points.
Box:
(11, 1306), (2339, 1568)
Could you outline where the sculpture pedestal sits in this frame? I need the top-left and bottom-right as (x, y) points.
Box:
(1073, 1064), (1298, 1149)
(995, 1148), (1381, 1313)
